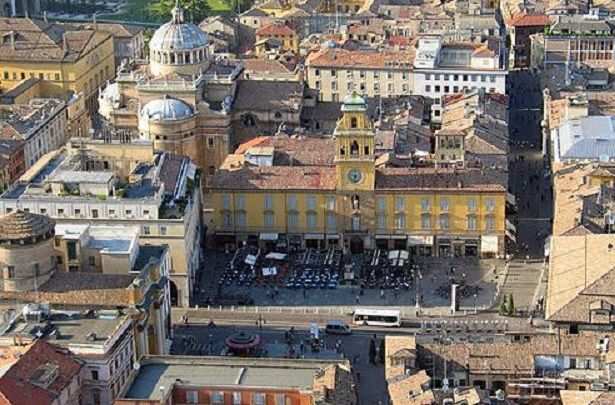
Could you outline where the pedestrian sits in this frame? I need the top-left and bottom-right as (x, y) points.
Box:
(380, 289), (385, 299)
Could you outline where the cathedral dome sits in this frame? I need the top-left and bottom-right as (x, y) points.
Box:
(149, 6), (208, 53)
(341, 92), (367, 112)
(140, 96), (194, 122)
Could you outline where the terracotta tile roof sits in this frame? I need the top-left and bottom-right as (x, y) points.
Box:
(546, 233), (615, 322)
(306, 47), (415, 69)
(387, 35), (413, 47)
(376, 167), (507, 191)
(0, 18), (111, 62)
(560, 390), (615, 405)
(242, 58), (292, 74)
(210, 165), (337, 191)
(0, 340), (82, 405)
(256, 23), (296, 37)
(509, 13), (551, 27)
(385, 336), (416, 380)
(421, 332), (615, 376)
(387, 370), (433, 405)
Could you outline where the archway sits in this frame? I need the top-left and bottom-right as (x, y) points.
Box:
(350, 236), (364, 254)
(169, 280), (178, 306)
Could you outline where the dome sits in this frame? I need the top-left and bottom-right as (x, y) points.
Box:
(140, 96), (194, 122)
(149, 6), (208, 53)
(341, 91), (367, 112)
(0, 210), (55, 243)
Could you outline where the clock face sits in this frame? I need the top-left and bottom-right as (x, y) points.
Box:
(348, 169), (363, 184)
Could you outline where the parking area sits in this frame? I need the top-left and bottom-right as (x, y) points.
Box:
(198, 246), (504, 311)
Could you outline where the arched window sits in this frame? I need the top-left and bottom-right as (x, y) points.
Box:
(340, 146), (345, 156)
(351, 194), (360, 210)
(350, 117), (358, 128)
(170, 53), (176, 64)
(364, 145), (370, 155)
(350, 141), (359, 155)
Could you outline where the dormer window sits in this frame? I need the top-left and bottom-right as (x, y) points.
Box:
(350, 141), (359, 155)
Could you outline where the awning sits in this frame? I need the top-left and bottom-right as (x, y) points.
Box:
(265, 252), (287, 260)
(391, 235), (407, 240)
(408, 236), (434, 245)
(326, 234), (340, 239)
(506, 219), (516, 233)
(375, 235), (390, 239)
(507, 192), (516, 206)
(506, 229), (517, 242)
(260, 233), (278, 241)
(305, 233), (325, 240)
(480, 235), (499, 254)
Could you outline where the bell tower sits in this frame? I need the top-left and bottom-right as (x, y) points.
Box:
(334, 92), (375, 191)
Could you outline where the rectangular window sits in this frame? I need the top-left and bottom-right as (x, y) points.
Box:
(236, 194), (246, 210)
(264, 194), (273, 210)
(486, 215), (495, 231)
(395, 196), (405, 211)
(91, 370), (99, 380)
(440, 198), (449, 212)
(275, 394), (286, 405)
(425, 85), (431, 92)
(143, 225), (150, 235)
(264, 211), (274, 228)
(74, 208), (81, 215)
(326, 212), (336, 229)
(314, 69), (320, 76)
(253, 393), (266, 405)
(211, 392), (224, 405)
(306, 212), (317, 229)
(377, 213), (386, 229)
(159, 226), (167, 236)
(288, 212), (299, 228)
(439, 214), (449, 230)
(485, 198), (495, 213)
(420, 198), (430, 212)
(287, 195), (297, 210)
(330, 70), (337, 77)
(395, 214), (405, 229)
(421, 214), (431, 230)
(67, 241), (77, 261)
(326, 196), (335, 210)
(125, 209), (132, 216)
(222, 194), (231, 209)
(232, 392), (242, 405)
(306, 195), (317, 211)
(109, 209), (115, 216)
(377, 197), (386, 212)
(570, 358), (577, 369)
(186, 391), (199, 404)
(88, 256), (96, 266)
(236, 211), (247, 228)
(467, 198), (477, 212)
(467, 215), (477, 231)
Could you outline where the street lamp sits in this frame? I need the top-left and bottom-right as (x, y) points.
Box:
(473, 293), (478, 314)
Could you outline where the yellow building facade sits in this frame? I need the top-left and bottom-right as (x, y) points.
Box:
(0, 18), (115, 113)
(209, 94), (506, 257)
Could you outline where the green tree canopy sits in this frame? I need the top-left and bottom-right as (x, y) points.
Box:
(149, 0), (211, 23)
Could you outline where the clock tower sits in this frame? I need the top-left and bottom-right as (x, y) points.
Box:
(334, 92), (375, 191)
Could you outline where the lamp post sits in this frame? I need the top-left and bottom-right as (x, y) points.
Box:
(473, 293), (478, 314)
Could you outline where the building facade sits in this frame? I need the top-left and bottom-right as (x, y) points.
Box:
(305, 48), (415, 102)
(209, 94), (506, 257)
(0, 98), (68, 168)
(0, 17), (115, 113)
(412, 37), (508, 122)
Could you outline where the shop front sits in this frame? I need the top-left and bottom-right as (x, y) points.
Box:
(408, 235), (434, 256)
(305, 233), (325, 249)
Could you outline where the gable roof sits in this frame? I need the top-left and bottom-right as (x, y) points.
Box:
(509, 13), (551, 27)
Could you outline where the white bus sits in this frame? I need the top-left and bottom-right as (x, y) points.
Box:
(352, 308), (401, 327)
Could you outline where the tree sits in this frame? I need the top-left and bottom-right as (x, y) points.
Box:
(149, 0), (211, 23)
(369, 339), (376, 364)
(508, 294), (516, 316)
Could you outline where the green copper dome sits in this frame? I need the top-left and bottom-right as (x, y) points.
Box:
(341, 92), (367, 112)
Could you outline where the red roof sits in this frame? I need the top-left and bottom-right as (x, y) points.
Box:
(509, 13), (550, 27)
(256, 23), (295, 37)
(0, 341), (83, 405)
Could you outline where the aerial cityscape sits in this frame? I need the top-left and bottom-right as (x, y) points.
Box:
(0, 0), (614, 403)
